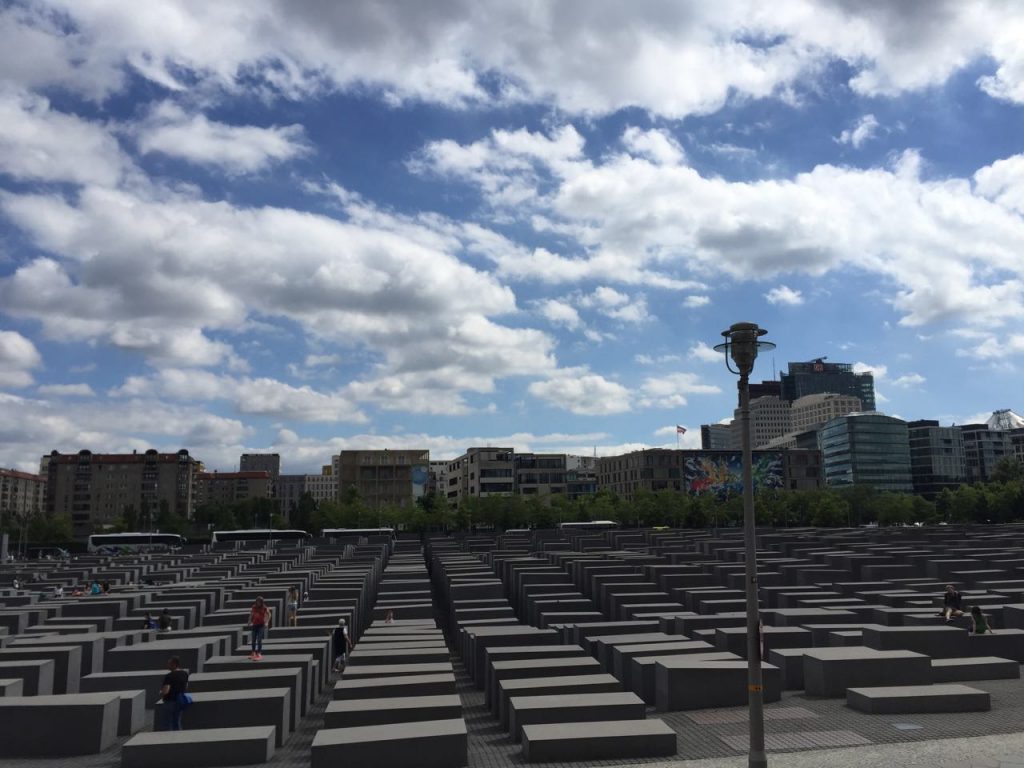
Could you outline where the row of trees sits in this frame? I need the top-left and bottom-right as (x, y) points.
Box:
(5, 459), (1023, 545)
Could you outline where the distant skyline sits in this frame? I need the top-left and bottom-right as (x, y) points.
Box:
(1, 1), (1022, 474)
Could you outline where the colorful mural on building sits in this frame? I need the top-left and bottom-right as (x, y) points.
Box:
(683, 452), (784, 496)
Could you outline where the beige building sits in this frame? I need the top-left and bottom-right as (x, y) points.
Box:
(194, 471), (272, 508)
(44, 449), (199, 537)
(335, 450), (430, 509)
(0, 468), (47, 521)
(736, 395), (792, 449)
(791, 393), (862, 433)
(515, 453), (568, 498)
(276, 471), (338, 515)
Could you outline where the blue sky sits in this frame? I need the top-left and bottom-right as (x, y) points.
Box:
(1, 1), (1023, 474)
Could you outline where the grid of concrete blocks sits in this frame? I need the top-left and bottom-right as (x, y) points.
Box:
(1, 525), (1024, 767)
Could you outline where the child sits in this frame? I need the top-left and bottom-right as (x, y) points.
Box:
(969, 605), (993, 634)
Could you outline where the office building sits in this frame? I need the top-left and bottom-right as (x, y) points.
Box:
(0, 468), (46, 521)
(444, 447), (514, 505)
(907, 420), (966, 498)
(819, 413), (912, 492)
(700, 423), (734, 450)
(239, 453), (281, 480)
(596, 448), (821, 501)
(781, 359), (875, 411)
(566, 455), (598, 501)
(959, 423), (1013, 483)
(515, 453), (567, 497)
(44, 449), (199, 537)
(276, 471), (338, 516)
(740, 395), (792, 449)
(791, 393), (863, 433)
(335, 449), (430, 508)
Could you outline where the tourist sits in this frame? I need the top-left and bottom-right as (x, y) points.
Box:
(142, 612), (158, 630)
(287, 586), (300, 627)
(384, 609), (395, 624)
(157, 609), (173, 632)
(332, 618), (353, 672)
(942, 584), (964, 621)
(248, 596), (272, 660)
(89, 580), (101, 596)
(54, 585), (64, 598)
(969, 605), (993, 634)
(159, 656), (189, 731)
(101, 581), (110, 594)
(12, 578), (19, 590)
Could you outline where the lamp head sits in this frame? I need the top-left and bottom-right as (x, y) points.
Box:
(713, 321), (775, 376)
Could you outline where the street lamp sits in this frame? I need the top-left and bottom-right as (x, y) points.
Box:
(714, 321), (775, 768)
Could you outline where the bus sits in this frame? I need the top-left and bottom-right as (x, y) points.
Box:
(87, 532), (185, 553)
(320, 527), (396, 541)
(557, 520), (620, 533)
(210, 529), (311, 546)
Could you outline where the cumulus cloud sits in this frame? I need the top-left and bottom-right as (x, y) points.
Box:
(688, 341), (722, 364)
(37, 383), (96, 397)
(765, 285), (804, 306)
(4, 2), (1022, 115)
(420, 126), (1024, 331)
(528, 367), (631, 415)
(0, 330), (42, 388)
(890, 372), (926, 388)
(0, 87), (131, 185)
(137, 101), (310, 174)
(637, 373), (720, 408)
(536, 299), (582, 330)
(622, 127), (685, 165)
(110, 368), (366, 423)
(683, 295), (711, 308)
(837, 114), (880, 148)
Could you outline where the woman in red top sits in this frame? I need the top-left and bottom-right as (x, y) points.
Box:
(249, 597), (272, 660)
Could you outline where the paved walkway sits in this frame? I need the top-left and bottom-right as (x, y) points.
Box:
(617, 732), (1024, 767)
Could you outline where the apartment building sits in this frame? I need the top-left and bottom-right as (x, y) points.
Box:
(194, 471), (273, 508)
(0, 468), (47, 520)
(335, 449), (430, 508)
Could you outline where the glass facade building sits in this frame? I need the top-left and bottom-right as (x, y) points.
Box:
(907, 420), (966, 498)
(781, 359), (876, 411)
(819, 413), (912, 492)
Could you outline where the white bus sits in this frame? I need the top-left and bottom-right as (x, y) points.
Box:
(210, 529), (311, 546)
(87, 532), (185, 553)
(557, 520), (620, 532)
(320, 527), (396, 541)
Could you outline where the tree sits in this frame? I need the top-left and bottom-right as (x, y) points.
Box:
(292, 492), (318, 532)
(989, 457), (1024, 485)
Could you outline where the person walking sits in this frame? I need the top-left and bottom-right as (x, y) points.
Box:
(332, 618), (353, 672)
(287, 586), (300, 627)
(159, 656), (189, 731)
(249, 596), (272, 660)
(157, 608), (173, 632)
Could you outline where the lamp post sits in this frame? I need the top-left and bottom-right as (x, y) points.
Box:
(715, 321), (775, 768)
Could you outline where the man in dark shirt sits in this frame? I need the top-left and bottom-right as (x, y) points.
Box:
(332, 618), (353, 672)
(158, 609), (173, 632)
(159, 656), (189, 731)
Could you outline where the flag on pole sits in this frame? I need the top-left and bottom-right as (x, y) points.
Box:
(676, 425), (687, 435)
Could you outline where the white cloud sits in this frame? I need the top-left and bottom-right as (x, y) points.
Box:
(0, 87), (130, 186)
(853, 362), (888, 380)
(37, 383), (96, 397)
(0, 179), (559, 405)
(422, 126), (1024, 330)
(837, 114), (880, 148)
(638, 373), (720, 408)
(635, 353), (682, 366)
(579, 287), (651, 324)
(890, 372), (926, 388)
(689, 341), (722, 364)
(974, 154), (1024, 214)
(137, 102), (310, 174)
(110, 368), (366, 423)
(765, 285), (804, 306)
(0, 330), (41, 388)
(622, 127), (685, 165)
(304, 354), (340, 368)
(537, 299), (582, 330)
(683, 295), (711, 308)
(1, 2), (1022, 117)
(528, 367), (631, 415)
